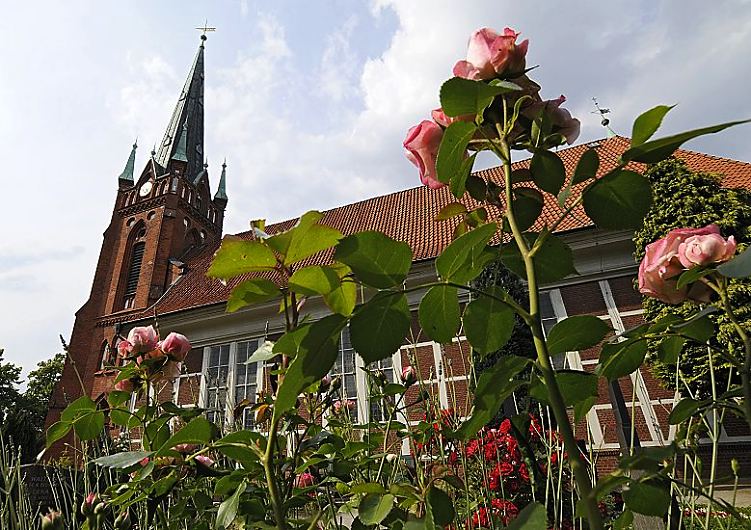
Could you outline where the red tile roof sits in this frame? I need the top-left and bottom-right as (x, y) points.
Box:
(139, 136), (751, 318)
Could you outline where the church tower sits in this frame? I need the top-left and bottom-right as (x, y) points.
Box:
(47, 36), (228, 437)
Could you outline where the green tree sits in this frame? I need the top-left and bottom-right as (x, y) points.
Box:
(0, 349), (23, 421)
(633, 157), (751, 397)
(24, 352), (65, 432)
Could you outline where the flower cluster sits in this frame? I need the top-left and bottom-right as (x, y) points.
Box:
(638, 224), (737, 304)
(115, 325), (191, 391)
(404, 26), (580, 190)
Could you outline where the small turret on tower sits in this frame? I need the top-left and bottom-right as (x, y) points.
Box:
(117, 140), (137, 187)
(214, 159), (228, 209)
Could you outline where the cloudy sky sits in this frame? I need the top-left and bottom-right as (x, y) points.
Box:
(1, 0), (751, 378)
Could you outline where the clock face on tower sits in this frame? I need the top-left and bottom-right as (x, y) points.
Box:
(139, 181), (153, 197)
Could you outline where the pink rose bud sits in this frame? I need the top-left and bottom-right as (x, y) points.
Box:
(453, 27), (528, 80)
(401, 365), (417, 387)
(195, 454), (214, 467)
(41, 510), (64, 530)
(126, 326), (159, 354)
(678, 232), (736, 268)
(117, 340), (133, 358)
(522, 96), (580, 145)
(295, 471), (316, 488)
(333, 400), (342, 414)
(174, 443), (198, 454)
(81, 492), (98, 516)
(346, 399), (356, 411)
(404, 120), (445, 190)
(319, 375), (332, 393)
(431, 108), (474, 129)
(114, 379), (135, 392)
(158, 332), (191, 362)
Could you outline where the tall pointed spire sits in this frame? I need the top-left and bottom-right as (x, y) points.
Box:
(156, 38), (205, 179)
(118, 140), (138, 182)
(215, 159), (228, 203)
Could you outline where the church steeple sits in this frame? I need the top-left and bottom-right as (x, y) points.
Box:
(214, 159), (228, 207)
(117, 140), (137, 184)
(155, 39), (205, 179)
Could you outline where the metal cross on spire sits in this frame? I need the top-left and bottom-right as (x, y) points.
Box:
(195, 20), (216, 41)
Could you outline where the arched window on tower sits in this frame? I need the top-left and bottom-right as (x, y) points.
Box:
(196, 193), (202, 213)
(122, 226), (147, 309)
(99, 340), (110, 370)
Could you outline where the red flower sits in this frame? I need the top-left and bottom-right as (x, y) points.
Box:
(519, 463), (530, 483)
(491, 499), (519, 525)
(472, 507), (491, 528)
(499, 418), (512, 434)
(465, 439), (480, 458)
(497, 461), (514, 477)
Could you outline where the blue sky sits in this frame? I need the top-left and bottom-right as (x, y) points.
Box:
(1, 0), (751, 378)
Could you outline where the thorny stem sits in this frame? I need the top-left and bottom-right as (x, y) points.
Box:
(715, 278), (751, 430)
(498, 136), (604, 530)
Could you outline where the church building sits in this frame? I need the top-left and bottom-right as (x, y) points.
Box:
(47, 38), (751, 473)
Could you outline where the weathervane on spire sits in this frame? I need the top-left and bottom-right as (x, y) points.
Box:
(195, 20), (216, 41)
(592, 97), (616, 138)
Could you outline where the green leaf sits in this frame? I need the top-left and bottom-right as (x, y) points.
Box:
(207, 238), (277, 280)
(435, 121), (476, 187)
(529, 371), (598, 418)
(466, 175), (488, 201)
(247, 340), (277, 364)
(675, 313), (715, 343)
(107, 390), (132, 408)
(718, 246), (751, 278)
(571, 148), (599, 185)
(289, 265), (341, 296)
(676, 266), (711, 289)
(73, 410), (105, 441)
(506, 502), (547, 530)
(436, 222), (497, 283)
(584, 170), (652, 230)
(46, 421), (71, 448)
(463, 286), (515, 355)
(335, 231), (413, 289)
(156, 417), (215, 456)
(450, 153), (478, 197)
(61, 395), (96, 423)
(511, 187), (544, 232)
(324, 278), (357, 316)
(631, 105), (675, 147)
(453, 355), (530, 439)
(622, 118), (751, 163)
(426, 486), (454, 526)
(500, 233), (577, 283)
(358, 493), (395, 526)
(215, 431), (263, 462)
(419, 285), (460, 344)
(596, 339), (648, 380)
(530, 150), (566, 195)
(439, 77), (520, 117)
(546, 315), (610, 355)
(93, 450), (153, 469)
(435, 202), (468, 220)
(669, 397), (703, 424)
(623, 480), (671, 516)
(216, 482), (245, 529)
(274, 314), (347, 419)
(657, 335), (685, 364)
(266, 211), (343, 266)
(351, 293), (410, 363)
(227, 278), (280, 312)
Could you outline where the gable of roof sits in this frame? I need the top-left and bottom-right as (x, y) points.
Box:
(132, 136), (751, 318)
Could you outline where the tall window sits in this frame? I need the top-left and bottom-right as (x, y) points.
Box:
(330, 328), (358, 410)
(234, 340), (261, 429)
(205, 344), (231, 425)
(368, 356), (395, 422)
(123, 240), (145, 309)
(540, 291), (565, 368)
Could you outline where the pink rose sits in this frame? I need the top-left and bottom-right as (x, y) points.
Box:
(41, 509), (64, 530)
(431, 108), (473, 128)
(523, 95), (580, 145)
(401, 365), (417, 386)
(678, 231), (736, 268)
(195, 455), (214, 467)
(126, 326), (158, 354)
(117, 340), (133, 358)
(453, 27), (528, 80)
(295, 472), (316, 488)
(158, 332), (191, 362)
(404, 120), (445, 189)
(114, 379), (135, 392)
(639, 225), (723, 304)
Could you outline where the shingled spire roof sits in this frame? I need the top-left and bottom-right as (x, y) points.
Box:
(156, 39), (205, 179)
(117, 140), (138, 183)
(215, 159), (228, 202)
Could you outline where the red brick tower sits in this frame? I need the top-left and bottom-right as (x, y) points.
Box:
(47, 36), (227, 440)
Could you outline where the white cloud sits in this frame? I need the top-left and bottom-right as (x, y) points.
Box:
(316, 16), (360, 102)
